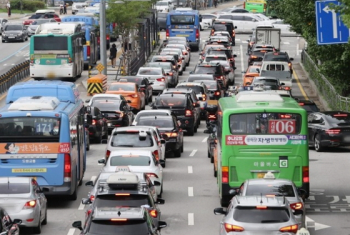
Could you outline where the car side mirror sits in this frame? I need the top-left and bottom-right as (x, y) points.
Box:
(82, 198), (91, 205)
(85, 180), (94, 186)
(293, 210), (303, 215)
(153, 181), (161, 186)
(157, 198), (165, 204)
(13, 219), (22, 225)
(158, 221), (167, 230)
(280, 82), (285, 86)
(235, 26), (237, 29)
(85, 99), (90, 103)
(160, 139), (166, 144)
(233, 54), (237, 57)
(177, 65), (181, 68)
(72, 221), (83, 231)
(198, 97), (203, 101)
(213, 207), (227, 215)
(229, 189), (238, 196)
(98, 159), (106, 164)
(159, 159), (165, 166)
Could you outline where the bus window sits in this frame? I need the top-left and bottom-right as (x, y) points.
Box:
(170, 15), (194, 24)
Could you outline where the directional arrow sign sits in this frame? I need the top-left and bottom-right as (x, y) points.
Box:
(306, 216), (331, 231)
(323, 5), (338, 38)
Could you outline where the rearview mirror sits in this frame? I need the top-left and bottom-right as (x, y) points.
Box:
(98, 159), (106, 164)
(72, 221), (83, 230)
(153, 181), (161, 186)
(85, 181), (94, 186)
(213, 207), (227, 215)
(159, 159), (165, 166)
(82, 198), (91, 205)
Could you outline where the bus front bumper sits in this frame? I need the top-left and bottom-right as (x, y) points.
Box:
(30, 64), (75, 78)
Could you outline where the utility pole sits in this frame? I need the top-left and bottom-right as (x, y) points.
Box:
(100, 0), (107, 75)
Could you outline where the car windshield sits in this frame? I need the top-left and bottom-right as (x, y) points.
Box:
(111, 132), (153, 147)
(177, 85), (204, 94)
(0, 182), (30, 194)
(156, 1), (168, 5)
(91, 100), (121, 111)
(109, 84), (135, 92)
(202, 81), (217, 89)
(155, 97), (186, 108)
(248, 67), (260, 73)
(245, 183), (295, 197)
(95, 195), (150, 208)
(138, 69), (162, 75)
(325, 113), (350, 125)
(233, 207), (290, 223)
(109, 155), (151, 166)
(88, 220), (147, 234)
(137, 118), (174, 128)
(5, 25), (22, 31)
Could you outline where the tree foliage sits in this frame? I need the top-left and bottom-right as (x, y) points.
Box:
(270, 0), (350, 96)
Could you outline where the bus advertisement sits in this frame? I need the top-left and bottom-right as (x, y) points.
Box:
(0, 81), (87, 200)
(244, 0), (266, 13)
(29, 22), (84, 80)
(166, 8), (202, 51)
(61, 16), (99, 69)
(215, 92), (309, 207)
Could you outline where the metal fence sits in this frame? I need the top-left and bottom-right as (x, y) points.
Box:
(301, 50), (350, 112)
(0, 61), (30, 95)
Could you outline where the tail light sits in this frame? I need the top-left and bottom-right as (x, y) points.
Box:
(202, 94), (207, 101)
(325, 129), (340, 135)
(250, 55), (257, 59)
(232, 29), (235, 37)
(196, 29), (199, 39)
(280, 224), (298, 233)
(23, 200), (36, 209)
(166, 29), (169, 38)
(146, 173), (159, 178)
(105, 150), (111, 160)
(302, 166), (309, 183)
(224, 223), (244, 232)
(222, 166), (228, 183)
(153, 150), (159, 160)
(150, 209), (158, 218)
(97, 37), (100, 44)
(157, 78), (165, 82)
(215, 91), (220, 96)
(290, 202), (303, 210)
(111, 219), (127, 221)
(216, 76), (224, 80)
(130, 94), (138, 98)
(64, 154), (71, 182)
(87, 46), (91, 56)
(87, 209), (92, 216)
(185, 109), (192, 117)
(208, 114), (216, 120)
(68, 57), (73, 63)
(89, 195), (95, 201)
(92, 119), (96, 125)
(165, 132), (178, 137)
(115, 193), (130, 196)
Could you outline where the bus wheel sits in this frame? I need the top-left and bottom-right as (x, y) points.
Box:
(314, 134), (324, 152)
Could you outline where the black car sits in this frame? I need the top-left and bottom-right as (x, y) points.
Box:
(308, 111), (350, 152)
(72, 206), (167, 235)
(2, 23), (28, 43)
(295, 99), (320, 114)
(90, 98), (134, 132)
(157, 12), (167, 31)
(152, 93), (199, 136)
(248, 46), (275, 65)
(136, 116), (184, 157)
(85, 106), (109, 143)
(117, 76), (153, 104)
(0, 207), (22, 235)
(211, 20), (237, 45)
(191, 62), (227, 88)
(263, 51), (294, 73)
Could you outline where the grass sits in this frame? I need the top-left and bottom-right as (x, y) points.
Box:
(0, 8), (35, 14)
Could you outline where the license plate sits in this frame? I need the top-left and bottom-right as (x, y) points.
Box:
(257, 173), (265, 178)
(108, 123), (112, 126)
(12, 168), (47, 173)
(8, 36), (15, 38)
(252, 9), (257, 12)
(176, 34), (189, 37)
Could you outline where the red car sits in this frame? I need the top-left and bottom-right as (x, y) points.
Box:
(23, 13), (61, 25)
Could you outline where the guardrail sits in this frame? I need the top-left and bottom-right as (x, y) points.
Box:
(301, 50), (350, 112)
(0, 61), (30, 95)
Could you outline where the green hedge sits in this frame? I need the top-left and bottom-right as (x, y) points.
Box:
(10, 0), (46, 12)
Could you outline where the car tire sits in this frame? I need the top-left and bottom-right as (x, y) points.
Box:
(181, 142), (184, 153)
(42, 209), (47, 225)
(22, 37), (25, 42)
(208, 150), (211, 158)
(174, 147), (181, 157)
(187, 126), (194, 136)
(33, 214), (42, 234)
(1, 40), (4, 43)
(158, 184), (163, 198)
(26, 36), (28, 41)
(161, 161), (166, 168)
(314, 134), (324, 152)
(194, 124), (197, 133)
(69, 186), (78, 201)
(220, 196), (230, 207)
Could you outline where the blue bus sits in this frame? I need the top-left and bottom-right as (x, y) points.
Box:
(166, 8), (202, 51)
(0, 81), (86, 200)
(61, 15), (99, 69)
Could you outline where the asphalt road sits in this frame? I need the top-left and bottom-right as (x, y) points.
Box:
(0, 38), (30, 75)
(0, 9), (347, 235)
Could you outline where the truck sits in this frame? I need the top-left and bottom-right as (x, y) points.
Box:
(254, 27), (281, 51)
(259, 61), (293, 87)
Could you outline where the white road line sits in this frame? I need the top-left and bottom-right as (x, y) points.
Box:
(296, 37), (300, 56)
(240, 44), (244, 82)
(241, 41), (248, 44)
(188, 166), (193, 174)
(308, 196), (315, 200)
(11, 64), (14, 66)
(202, 137), (208, 142)
(283, 42), (290, 45)
(188, 213), (194, 225)
(67, 228), (75, 235)
(188, 187), (194, 197)
(235, 38), (241, 41)
(90, 176), (97, 185)
(78, 202), (85, 210)
(189, 149), (197, 157)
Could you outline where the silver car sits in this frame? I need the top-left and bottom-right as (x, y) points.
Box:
(231, 172), (306, 228)
(214, 195), (303, 235)
(0, 177), (48, 234)
(146, 62), (178, 88)
(137, 67), (168, 93)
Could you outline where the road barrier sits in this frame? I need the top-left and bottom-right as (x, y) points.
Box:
(301, 50), (350, 112)
(87, 74), (107, 96)
(0, 61), (30, 95)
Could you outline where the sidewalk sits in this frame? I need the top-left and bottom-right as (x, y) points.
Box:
(0, 12), (29, 20)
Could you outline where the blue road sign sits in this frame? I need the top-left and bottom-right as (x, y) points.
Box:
(315, 1), (350, 45)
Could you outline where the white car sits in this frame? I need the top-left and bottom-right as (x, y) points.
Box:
(271, 19), (297, 35)
(137, 67), (168, 93)
(161, 48), (187, 72)
(201, 14), (217, 28)
(165, 44), (191, 66)
(72, 2), (88, 14)
(155, 1), (173, 12)
(85, 94), (127, 106)
(99, 150), (164, 197)
(200, 21), (210, 31)
(105, 126), (166, 167)
(132, 110), (174, 125)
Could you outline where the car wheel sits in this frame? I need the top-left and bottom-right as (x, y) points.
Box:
(33, 214), (42, 234)
(69, 186), (78, 201)
(86, 136), (90, 151)
(161, 159), (166, 168)
(208, 150), (210, 158)
(194, 124), (197, 133)
(26, 36), (28, 41)
(174, 147), (181, 157)
(158, 184), (163, 198)
(314, 134), (324, 152)
(181, 142), (184, 153)
(1, 40), (4, 43)
(187, 126), (194, 136)
(211, 154), (214, 163)
(22, 37), (25, 42)
(42, 209), (47, 225)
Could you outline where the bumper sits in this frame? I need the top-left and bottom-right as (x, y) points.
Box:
(151, 82), (167, 92)
(178, 116), (195, 131)
(9, 209), (40, 227)
(30, 64), (75, 78)
(165, 139), (180, 151)
(2, 35), (25, 41)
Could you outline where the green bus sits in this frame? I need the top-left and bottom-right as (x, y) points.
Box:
(216, 91), (309, 207)
(29, 22), (85, 80)
(243, 0), (266, 13)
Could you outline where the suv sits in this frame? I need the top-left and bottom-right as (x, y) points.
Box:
(263, 51), (294, 73)
(2, 23), (28, 43)
(191, 62), (227, 89)
(72, 206), (167, 235)
(214, 196), (302, 234)
(152, 93), (199, 136)
(84, 106), (108, 143)
(211, 19), (237, 45)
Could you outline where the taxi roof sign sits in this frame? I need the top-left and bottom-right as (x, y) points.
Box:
(107, 171), (139, 185)
(264, 171), (275, 179)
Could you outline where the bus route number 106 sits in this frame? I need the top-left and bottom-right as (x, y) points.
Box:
(268, 120), (295, 134)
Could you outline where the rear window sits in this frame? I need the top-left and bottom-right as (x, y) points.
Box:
(111, 132), (153, 147)
(122, 77), (142, 85)
(205, 56), (227, 62)
(177, 85), (204, 94)
(109, 155), (151, 166)
(233, 207), (290, 223)
(34, 37), (68, 50)
(202, 81), (217, 89)
(136, 112), (170, 122)
(155, 97), (186, 108)
(229, 113), (302, 135)
(109, 84), (135, 92)
(5, 25), (22, 31)
(137, 118), (174, 128)
(299, 104), (319, 113)
(0, 183), (30, 194)
(92, 100), (121, 111)
(138, 69), (162, 75)
(324, 113), (350, 125)
(170, 15), (195, 25)
(89, 220), (147, 234)
(264, 54), (289, 62)
(148, 63), (171, 70)
(188, 76), (213, 82)
(29, 15), (42, 19)
(95, 195), (150, 207)
(245, 183), (295, 197)
(194, 66), (216, 75)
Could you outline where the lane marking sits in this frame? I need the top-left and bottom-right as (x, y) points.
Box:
(188, 166), (193, 174)
(189, 149), (197, 157)
(188, 187), (194, 197)
(293, 69), (308, 99)
(309, 196), (315, 200)
(283, 41), (290, 44)
(202, 137), (208, 142)
(0, 43), (30, 63)
(3, 64), (6, 66)
(188, 213), (194, 225)
(240, 44), (244, 82)
(90, 176), (97, 184)
(67, 228), (75, 235)
(78, 202), (85, 210)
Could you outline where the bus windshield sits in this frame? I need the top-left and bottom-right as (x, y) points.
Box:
(170, 15), (195, 25)
(34, 37), (68, 50)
